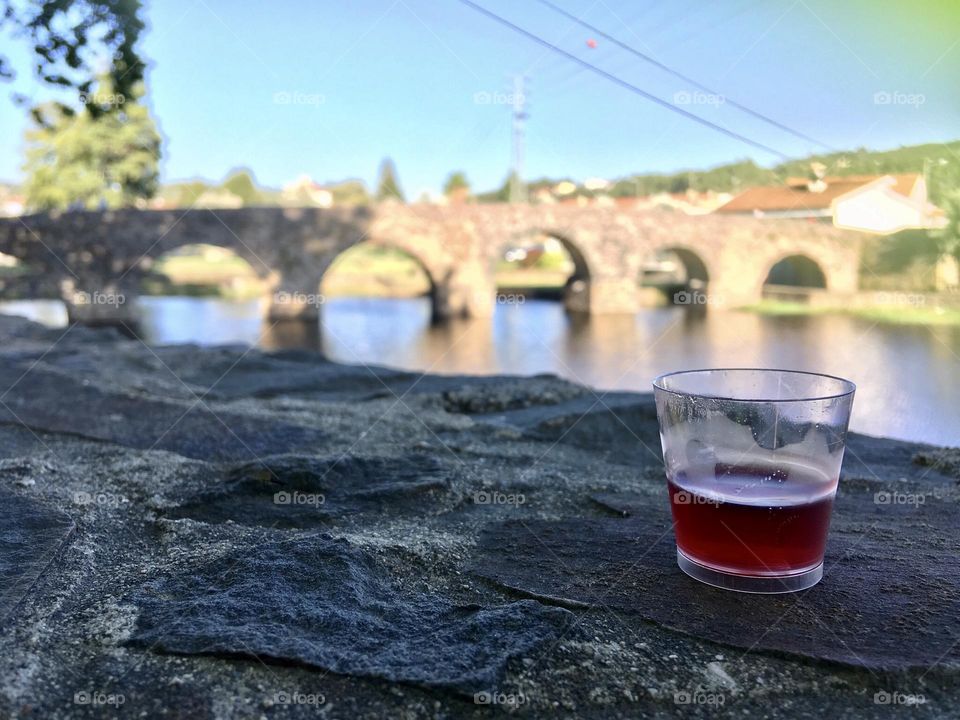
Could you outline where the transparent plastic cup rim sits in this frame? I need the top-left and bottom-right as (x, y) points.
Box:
(652, 368), (856, 404)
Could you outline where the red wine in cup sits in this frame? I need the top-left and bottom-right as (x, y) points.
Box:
(667, 462), (835, 575)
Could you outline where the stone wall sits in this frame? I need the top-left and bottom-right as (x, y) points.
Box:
(1, 314), (957, 717)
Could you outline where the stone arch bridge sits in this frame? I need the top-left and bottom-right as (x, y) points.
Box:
(0, 206), (862, 323)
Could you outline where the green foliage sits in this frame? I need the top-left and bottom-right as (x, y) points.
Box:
(375, 158), (404, 202)
(859, 230), (940, 291)
(156, 176), (370, 209)
(329, 179), (370, 206)
(494, 141), (960, 202)
(0, 0), (146, 118)
(533, 250), (572, 271)
(774, 143), (960, 204)
(164, 181), (213, 207)
(935, 189), (960, 261)
(221, 169), (261, 206)
(476, 172), (517, 203)
(443, 171), (469, 195)
(609, 160), (774, 197)
(22, 80), (160, 211)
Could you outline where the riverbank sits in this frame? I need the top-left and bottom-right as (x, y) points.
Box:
(0, 314), (958, 718)
(744, 299), (960, 326)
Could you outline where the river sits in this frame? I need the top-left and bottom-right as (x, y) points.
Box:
(2, 296), (958, 447)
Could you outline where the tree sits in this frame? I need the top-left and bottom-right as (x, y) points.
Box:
(163, 180), (211, 208)
(937, 190), (960, 262)
(443, 172), (469, 196)
(330, 180), (370, 206)
(22, 79), (161, 211)
(221, 169), (262, 206)
(668, 175), (690, 194)
(1, 0), (146, 119)
(375, 158), (404, 203)
(443, 171), (470, 205)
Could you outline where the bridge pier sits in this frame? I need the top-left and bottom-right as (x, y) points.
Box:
(265, 277), (324, 322)
(563, 277), (590, 313)
(579, 278), (640, 314)
(705, 277), (757, 309)
(443, 263), (495, 319)
(61, 281), (139, 327)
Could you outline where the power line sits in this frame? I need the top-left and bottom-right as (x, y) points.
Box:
(663, 0), (764, 52)
(592, 1), (761, 86)
(535, 0), (666, 83)
(619, 0), (670, 30)
(455, 0), (792, 160)
(510, 75), (528, 203)
(639, 0), (707, 43)
(533, 0), (834, 151)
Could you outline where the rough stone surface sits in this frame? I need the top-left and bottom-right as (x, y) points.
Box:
(0, 314), (957, 719)
(165, 454), (456, 528)
(0, 361), (326, 462)
(0, 488), (75, 625)
(129, 534), (573, 695)
(470, 497), (960, 670)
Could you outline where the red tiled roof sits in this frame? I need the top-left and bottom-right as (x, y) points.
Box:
(889, 173), (921, 197)
(716, 173), (922, 214)
(822, 173), (920, 196)
(715, 181), (867, 213)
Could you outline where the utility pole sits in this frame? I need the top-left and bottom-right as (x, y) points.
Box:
(509, 75), (528, 203)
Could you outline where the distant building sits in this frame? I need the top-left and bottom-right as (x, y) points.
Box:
(531, 186), (556, 204)
(583, 177), (611, 191)
(0, 185), (24, 217)
(281, 174), (334, 208)
(617, 189), (733, 215)
(0, 195), (25, 217)
(193, 188), (244, 209)
(715, 174), (945, 234)
(147, 196), (172, 210)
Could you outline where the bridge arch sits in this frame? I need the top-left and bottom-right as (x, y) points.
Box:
(540, 230), (592, 282)
(142, 243), (275, 298)
(141, 240), (277, 283)
(318, 240), (442, 321)
(641, 245), (712, 287)
(639, 244), (715, 308)
(763, 254), (828, 289)
(496, 228), (593, 313)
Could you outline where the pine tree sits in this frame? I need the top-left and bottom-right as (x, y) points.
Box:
(375, 158), (405, 203)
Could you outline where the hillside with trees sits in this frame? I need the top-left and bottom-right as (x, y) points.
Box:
(523, 141), (960, 205)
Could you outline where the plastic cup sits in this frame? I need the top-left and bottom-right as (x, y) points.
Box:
(652, 368), (855, 593)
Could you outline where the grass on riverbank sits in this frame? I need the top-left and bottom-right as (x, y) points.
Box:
(149, 244), (571, 298)
(744, 300), (960, 326)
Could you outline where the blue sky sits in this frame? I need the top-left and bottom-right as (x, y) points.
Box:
(1, 0), (958, 196)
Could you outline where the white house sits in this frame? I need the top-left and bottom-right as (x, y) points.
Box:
(832, 175), (945, 234)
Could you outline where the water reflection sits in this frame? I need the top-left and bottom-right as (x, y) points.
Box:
(1, 296), (957, 446)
